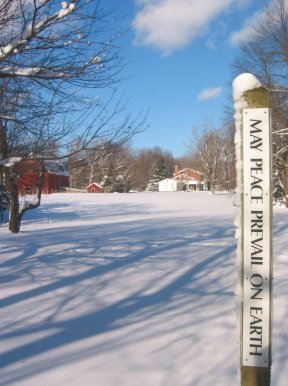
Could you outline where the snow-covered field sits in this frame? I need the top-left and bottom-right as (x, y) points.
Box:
(0, 192), (287, 386)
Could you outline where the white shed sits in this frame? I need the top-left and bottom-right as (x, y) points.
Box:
(158, 178), (179, 192)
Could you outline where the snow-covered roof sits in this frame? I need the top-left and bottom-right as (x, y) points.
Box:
(178, 167), (201, 174)
(0, 157), (22, 167)
(44, 161), (69, 176)
(87, 182), (102, 189)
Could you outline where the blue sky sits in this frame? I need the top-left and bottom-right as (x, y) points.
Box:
(105, 0), (267, 157)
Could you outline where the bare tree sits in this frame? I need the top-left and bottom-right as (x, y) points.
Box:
(187, 122), (233, 193)
(98, 144), (135, 193)
(68, 141), (135, 192)
(130, 147), (175, 191)
(0, 0), (145, 232)
(218, 121), (236, 191)
(0, 0), (123, 87)
(232, 0), (288, 206)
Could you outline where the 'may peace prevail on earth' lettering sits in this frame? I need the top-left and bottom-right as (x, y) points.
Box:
(242, 109), (271, 368)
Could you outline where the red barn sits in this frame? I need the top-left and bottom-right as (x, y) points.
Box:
(15, 160), (69, 195)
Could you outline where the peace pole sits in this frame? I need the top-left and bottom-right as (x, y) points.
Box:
(233, 73), (273, 386)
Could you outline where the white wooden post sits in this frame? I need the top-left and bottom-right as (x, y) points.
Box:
(233, 74), (273, 386)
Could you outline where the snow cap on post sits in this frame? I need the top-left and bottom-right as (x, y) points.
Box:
(233, 72), (270, 112)
(233, 73), (261, 101)
(232, 73), (264, 201)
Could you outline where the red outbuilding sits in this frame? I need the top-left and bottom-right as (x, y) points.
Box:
(86, 182), (103, 193)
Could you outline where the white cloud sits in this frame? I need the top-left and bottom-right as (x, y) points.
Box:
(234, 0), (255, 9)
(228, 7), (268, 45)
(132, 0), (233, 55)
(197, 87), (223, 101)
(228, 16), (258, 45)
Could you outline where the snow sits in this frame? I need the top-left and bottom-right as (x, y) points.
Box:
(0, 1), (76, 62)
(0, 157), (22, 168)
(58, 2), (75, 18)
(0, 192), (287, 386)
(1, 44), (13, 55)
(0, 66), (66, 78)
(61, 1), (69, 9)
(232, 73), (261, 105)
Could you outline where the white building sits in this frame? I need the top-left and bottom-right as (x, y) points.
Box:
(158, 178), (179, 192)
(158, 166), (209, 192)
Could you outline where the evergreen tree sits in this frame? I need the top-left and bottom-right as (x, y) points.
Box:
(146, 158), (169, 192)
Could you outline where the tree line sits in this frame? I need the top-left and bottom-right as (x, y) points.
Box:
(68, 144), (175, 193)
(67, 122), (236, 195)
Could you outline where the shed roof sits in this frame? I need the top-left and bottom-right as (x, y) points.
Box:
(87, 182), (102, 189)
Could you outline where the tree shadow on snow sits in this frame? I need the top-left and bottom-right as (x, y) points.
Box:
(0, 204), (239, 385)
